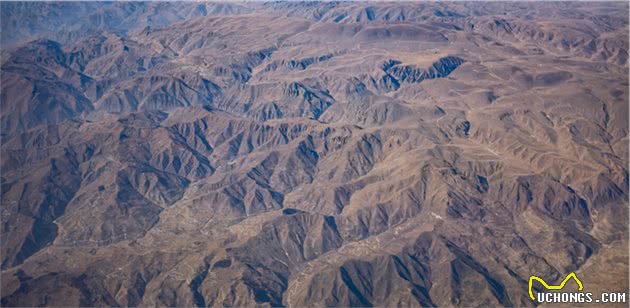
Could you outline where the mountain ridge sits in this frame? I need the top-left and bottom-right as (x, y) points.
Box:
(1, 2), (628, 307)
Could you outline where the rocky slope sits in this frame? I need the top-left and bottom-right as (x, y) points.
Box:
(1, 2), (628, 307)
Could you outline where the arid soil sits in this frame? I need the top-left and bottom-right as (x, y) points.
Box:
(1, 2), (628, 307)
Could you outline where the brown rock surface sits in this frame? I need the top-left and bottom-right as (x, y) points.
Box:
(1, 2), (628, 307)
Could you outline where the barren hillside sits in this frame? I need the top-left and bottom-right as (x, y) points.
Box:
(1, 2), (628, 307)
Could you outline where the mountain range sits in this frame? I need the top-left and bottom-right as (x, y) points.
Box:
(1, 2), (628, 306)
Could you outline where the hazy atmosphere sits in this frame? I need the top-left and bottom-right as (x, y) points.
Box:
(1, 2), (628, 307)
